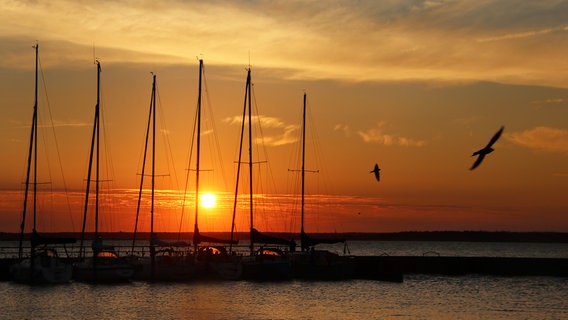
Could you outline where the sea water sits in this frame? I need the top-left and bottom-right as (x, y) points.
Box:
(1, 241), (567, 319)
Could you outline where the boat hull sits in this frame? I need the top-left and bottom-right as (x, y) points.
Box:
(131, 256), (196, 282)
(10, 258), (73, 284)
(74, 259), (135, 283)
(240, 255), (291, 281)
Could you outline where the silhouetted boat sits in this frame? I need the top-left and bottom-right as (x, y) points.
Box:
(10, 44), (75, 284)
(289, 93), (354, 280)
(129, 73), (194, 282)
(190, 59), (241, 281)
(235, 68), (292, 281)
(73, 61), (135, 283)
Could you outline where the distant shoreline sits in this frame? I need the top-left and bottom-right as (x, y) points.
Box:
(2, 231), (567, 243)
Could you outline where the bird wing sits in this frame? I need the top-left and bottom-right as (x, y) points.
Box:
(486, 126), (504, 148)
(374, 164), (380, 181)
(470, 154), (486, 170)
(370, 163), (379, 173)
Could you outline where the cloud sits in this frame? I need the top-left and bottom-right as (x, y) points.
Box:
(507, 126), (568, 153)
(14, 120), (91, 129)
(476, 26), (567, 43)
(223, 115), (298, 146)
(257, 127), (297, 146)
(223, 115), (288, 128)
(2, 1), (568, 87)
(334, 124), (351, 137)
(531, 98), (565, 105)
(357, 122), (426, 147)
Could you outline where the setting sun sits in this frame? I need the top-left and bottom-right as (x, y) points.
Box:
(200, 193), (217, 209)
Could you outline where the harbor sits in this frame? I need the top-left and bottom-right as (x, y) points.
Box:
(2, 236), (568, 283)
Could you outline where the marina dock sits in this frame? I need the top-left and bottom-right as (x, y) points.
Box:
(352, 255), (568, 279)
(2, 255), (567, 282)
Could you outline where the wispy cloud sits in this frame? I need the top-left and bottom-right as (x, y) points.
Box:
(507, 126), (568, 153)
(258, 128), (297, 146)
(2, 1), (568, 87)
(15, 120), (91, 129)
(223, 115), (298, 146)
(476, 26), (568, 43)
(531, 98), (566, 105)
(357, 122), (426, 147)
(334, 124), (351, 137)
(222, 115), (289, 128)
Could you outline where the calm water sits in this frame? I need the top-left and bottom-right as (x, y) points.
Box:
(2, 241), (568, 319)
(336, 240), (568, 258)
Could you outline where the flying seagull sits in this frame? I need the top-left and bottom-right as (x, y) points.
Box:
(370, 163), (380, 181)
(470, 126), (504, 170)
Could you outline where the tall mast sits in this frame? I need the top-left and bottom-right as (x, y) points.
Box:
(230, 69), (249, 250)
(247, 69), (254, 254)
(79, 60), (100, 259)
(301, 93), (306, 250)
(30, 43), (40, 280)
(18, 44), (39, 260)
(95, 61), (101, 239)
(32, 45), (39, 239)
(193, 60), (203, 253)
(150, 74), (156, 279)
(150, 74), (156, 241)
(131, 73), (154, 253)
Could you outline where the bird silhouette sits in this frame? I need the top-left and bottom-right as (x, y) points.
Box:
(470, 126), (504, 170)
(370, 163), (380, 181)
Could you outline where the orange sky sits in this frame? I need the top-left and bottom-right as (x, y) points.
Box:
(1, 1), (567, 233)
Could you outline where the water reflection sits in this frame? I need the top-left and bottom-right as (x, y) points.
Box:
(320, 241), (568, 258)
(2, 276), (567, 319)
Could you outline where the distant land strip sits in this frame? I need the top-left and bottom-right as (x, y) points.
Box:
(2, 231), (567, 243)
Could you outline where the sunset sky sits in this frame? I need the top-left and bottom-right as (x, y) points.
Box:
(1, 0), (567, 234)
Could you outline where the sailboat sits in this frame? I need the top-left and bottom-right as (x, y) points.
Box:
(73, 60), (135, 283)
(188, 59), (241, 281)
(130, 73), (194, 282)
(236, 68), (292, 281)
(289, 93), (354, 280)
(10, 43), (75, 284)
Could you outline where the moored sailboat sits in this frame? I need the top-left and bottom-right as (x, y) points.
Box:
(189, 59), (241, 281)
(289, 93), (354, 280)
(10, 44), (75, 284)
(289, 93), (402, 282)
(73, 60), (135, 283)
(235, 68), (292, 281)
(130, 73), (194, 282)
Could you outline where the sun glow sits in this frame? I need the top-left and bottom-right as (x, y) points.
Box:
(200, 193), (217, 208)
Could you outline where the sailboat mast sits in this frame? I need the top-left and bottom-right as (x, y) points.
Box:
(301, 93), (306, 244)
(95, 61), (101, 238)
(131, 74), (154, 252)
(150, 74), (156, 239)
(230, 69), (249, 250)
(150, 74), (156, 279)
(79, 60), (100, 259)
(247, 69), (254, 254)
(32, 44), (39, 237)
(193, 60), (203, 252)
(18, 44), (38, 260)
(30, 44), (40, 281)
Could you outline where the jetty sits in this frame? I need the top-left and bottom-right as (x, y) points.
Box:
(2, 251), (567, 282)
(2, 232), (567, 282)
(352, 255), (568, 279)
